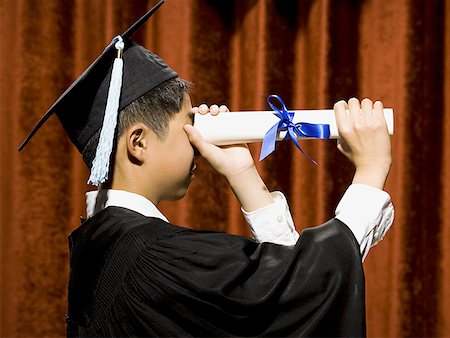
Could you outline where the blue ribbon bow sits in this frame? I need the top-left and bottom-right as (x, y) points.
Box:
(259, 95), (331, 163)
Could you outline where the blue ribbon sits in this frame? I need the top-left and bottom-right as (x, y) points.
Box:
(259, 95), (330, 163)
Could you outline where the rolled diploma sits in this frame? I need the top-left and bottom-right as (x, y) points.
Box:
(194, 109), (394, 146)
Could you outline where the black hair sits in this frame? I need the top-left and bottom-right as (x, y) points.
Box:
(82, 77), (192, 168)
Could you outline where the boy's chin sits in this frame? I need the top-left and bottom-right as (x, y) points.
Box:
(164, 184), (191, 201)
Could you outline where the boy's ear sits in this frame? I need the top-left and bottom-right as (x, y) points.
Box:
(126, 124), (149, 163)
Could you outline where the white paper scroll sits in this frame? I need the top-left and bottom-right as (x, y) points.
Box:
(194, 109), (394, 146)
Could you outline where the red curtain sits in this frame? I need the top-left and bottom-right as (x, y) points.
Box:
(1, 0), (449, 336)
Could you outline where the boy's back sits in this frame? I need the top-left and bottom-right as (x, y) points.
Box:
(67, 206), (365, 337)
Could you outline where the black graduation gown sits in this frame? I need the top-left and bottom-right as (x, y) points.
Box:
(66, 206), (366, 337)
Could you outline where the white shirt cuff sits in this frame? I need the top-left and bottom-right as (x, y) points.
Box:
(335, 184), (394, 261)
(241, 191), (299, 246)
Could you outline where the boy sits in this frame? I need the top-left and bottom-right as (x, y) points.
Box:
(20, 4), (393, 337)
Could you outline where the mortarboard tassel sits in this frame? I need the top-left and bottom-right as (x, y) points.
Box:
(88, 36), (125, 186)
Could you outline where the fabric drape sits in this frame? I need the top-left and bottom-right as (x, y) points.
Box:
(1, 0), (449, 336)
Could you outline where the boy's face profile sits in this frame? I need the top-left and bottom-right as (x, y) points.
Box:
(112, 94), (196, 204)
(147, 94), (196, 201)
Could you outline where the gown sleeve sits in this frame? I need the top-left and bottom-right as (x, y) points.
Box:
(94, 217), (366, 337)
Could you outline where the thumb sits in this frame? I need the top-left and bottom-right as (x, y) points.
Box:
(183, 124), (221, 160)
(337, 138), (353, 163)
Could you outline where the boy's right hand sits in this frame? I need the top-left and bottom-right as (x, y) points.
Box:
(334, 98), (392, 190)
(185, 104), (256, 179)
(185, 104), (274, 212)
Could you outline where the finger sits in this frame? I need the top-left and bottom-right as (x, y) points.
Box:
(348, 97), (362, 121)
(334, 100), (350, 135)
(199, 104), (209, 114)
(373, 100), (388, 130)
(361, 98), (374, 122)
(337, 138), (343, 152)
(210, 104), (219, 116)
(337, 138), (345, 154)
(191, 107), (199, 114)
(373, 100), (384, 120)
(334, 100), (348, 113)
(219, 105), (229, 113)
(183, 124), (220, 159)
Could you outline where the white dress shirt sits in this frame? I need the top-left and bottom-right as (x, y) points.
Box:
(335, 184), (394, 261)
(86, 189), (169, 222)
(86, 184), (393, 262)
(241, 191), (299, 245)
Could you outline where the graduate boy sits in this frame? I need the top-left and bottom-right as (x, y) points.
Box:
(20, 2), (393, 337)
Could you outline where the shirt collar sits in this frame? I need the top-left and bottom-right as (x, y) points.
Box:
(85, 189), (168, 222)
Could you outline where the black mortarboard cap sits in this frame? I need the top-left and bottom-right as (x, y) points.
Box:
(18, 0), (178, 185)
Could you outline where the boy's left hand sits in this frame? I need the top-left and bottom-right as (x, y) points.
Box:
(334, 98), (392, 189)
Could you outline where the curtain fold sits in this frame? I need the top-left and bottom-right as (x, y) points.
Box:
(1, 0), (449, 336)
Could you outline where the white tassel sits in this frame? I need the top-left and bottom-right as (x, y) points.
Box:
(88, 36), (125, 186)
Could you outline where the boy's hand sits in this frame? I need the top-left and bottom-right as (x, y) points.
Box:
(192, 104), (227, 116)
(186, 104), (255, 179)
(334, 98), (392, 189)
(185, 104), (273, 212)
